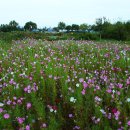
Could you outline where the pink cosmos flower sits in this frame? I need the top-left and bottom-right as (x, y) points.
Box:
(29, 76), (33, 81)
(27, 102), (32, 109)
(106, 89), (112, 93)
(13, 102), (16, 105)
(7, 100), (12, 105)
(0, 108), (3, 113)
(114, 111), (120, 120)
(73, 126), (80, 129)
(13, 97), (17, 100)
(4, 113), (10, 119)
(26, 125), (30, 130)
(69, 114), (73, 118)
(83, 82), (88, 89)
(95, 85), (100, 90)
(17, 99), (22, 104)
(118, 83), (123, 89)
(127, 121), (130, 126)
(41, 123), (47, 128)
(79, 78), (84, 83)
(17, 117), (25, 124)
(24, 87), (28, 92)
(81, 89), (85, 95)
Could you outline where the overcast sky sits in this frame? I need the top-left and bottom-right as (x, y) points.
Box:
(0, 0), (130, 28)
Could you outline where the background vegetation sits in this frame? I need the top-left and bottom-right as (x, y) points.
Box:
(1, 17), (130, 42)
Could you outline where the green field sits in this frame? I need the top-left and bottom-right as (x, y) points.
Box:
(0, 39), (130, 130)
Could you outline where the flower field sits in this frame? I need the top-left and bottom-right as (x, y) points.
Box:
(0, 39), (130, 130)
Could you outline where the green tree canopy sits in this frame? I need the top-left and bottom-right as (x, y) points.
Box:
(79, 23), (88, 31)
(58, 22), (66, 31)
(9, 20), (19, 31)
(9, 20), (19, 27)
(65, 25), (72, 32)
(72, 24), (79, 31)
(24, 21), (37, 31)
(53, 27), (59, 32)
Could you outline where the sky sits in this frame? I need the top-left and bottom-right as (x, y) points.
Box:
(0, 0), (130, 28)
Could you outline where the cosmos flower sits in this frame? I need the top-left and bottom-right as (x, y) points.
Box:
(127, 121), (130, 126)
(127, 98), (130, 102)
(73, 126), (80, 129)
(100, 109), (106, 114)
(4, 114), (10, 119)
(41, 123), (47, 128)
(83, 82), (88, 88)
(0, 102), (4, 107)
(0, 108), (3, 113)
(69, 114), (73, 118)
(25, 125), (30, 130)
(17, 117), (25, 124)
(76, 83), (80, 87)
(79, 78), (84, 83)
(27, 102), (32, 109)
(81, 89), (85, 95)
(70, 97), (76, 103)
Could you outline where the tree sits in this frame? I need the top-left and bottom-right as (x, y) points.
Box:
(0, 24), (11, 32)
(9, 20), (18, 27)
(53, 27), (59, 32)
(24, 21), (37, 31)
(93, 17), (110, 40)
(113, 21), (127, 40)
(9, 20), (19, 31)
(72, 24), (79, 31)
(79, 23), (88, 32)
(58, 22), (66, 31)
(42, 27), (48, 32)
(95, 18), (103, 40)
(0, 20), (19, 32)
(65, 25), (72, 32)
(125, 21), (130, 33)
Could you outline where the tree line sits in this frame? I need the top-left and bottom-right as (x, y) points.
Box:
(0, 17), (130, 40)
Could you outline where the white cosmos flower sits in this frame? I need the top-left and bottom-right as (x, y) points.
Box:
(54, 110), (57, 113)
(11, 72), (14, 75)
(0, 102), (4, 107)
(70, 97), (76, 103)
(50, 108), (53, 112)
(100, 109), (106, 114)
(112, 90), (115, 93)
(76, 83), (80, 87)
(127, 98), (130, 102)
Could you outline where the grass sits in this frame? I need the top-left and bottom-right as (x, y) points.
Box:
(0, 39), (130, 130)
